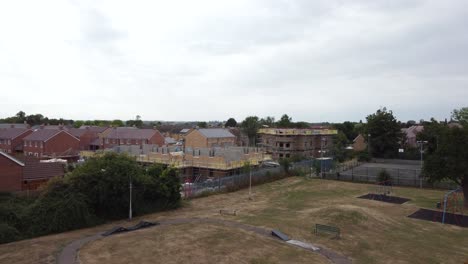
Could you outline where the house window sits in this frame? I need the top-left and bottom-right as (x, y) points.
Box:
(286, 143), (290, 148)
(279, 143), (284, 147)
(34, 153), (38, 157)
(7, 140), (10, 145)
(24, 141), (27, 147)
(28, 152), (33, 156)
(40, 142), (43, 148)
(34, 141), (37, 147)
(29, 141), (32, 147)
(279, 154), (284, 158)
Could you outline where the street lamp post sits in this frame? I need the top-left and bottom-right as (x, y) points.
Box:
(367, 134), (371, 156)
(417, 140), (428, 189)
(129, 175), (133, 220)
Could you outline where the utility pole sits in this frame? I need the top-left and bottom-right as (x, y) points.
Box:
(417, 140), (428, 189)
(129, 175), (133, 220)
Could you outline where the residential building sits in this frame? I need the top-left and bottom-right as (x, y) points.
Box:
(23, 128), (80, 158)
(401, 125), (424, 148)
(352, 134), (367, 152)
(0, 123), (30, 129)
(102, 127), (165, 149)
(184, 128), (236, 148)
(0, 151), (64, 192)
(0, 128), (32, 154)
(258, 128), (337, 160)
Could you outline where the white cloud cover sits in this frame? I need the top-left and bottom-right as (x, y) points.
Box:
(0, 0), (467, 122)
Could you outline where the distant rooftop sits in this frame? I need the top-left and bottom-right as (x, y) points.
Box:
(258, 128), (338, 136)
(197, 128), (235, 138)
(107, 128), (160, 139)
(0, 128), (31, 139)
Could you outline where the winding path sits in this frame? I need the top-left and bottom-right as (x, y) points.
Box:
(57, 218), (351, 264)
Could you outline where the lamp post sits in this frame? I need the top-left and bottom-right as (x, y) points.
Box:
(320, 137), (326, 178)
(417, 140), (428, 189)
(128, 173), (133, 220)
(367, 134), (371, 157)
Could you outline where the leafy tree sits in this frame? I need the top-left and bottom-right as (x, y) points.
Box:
(259, 116), (275, 127)
(294, 121), (310, 129)
(277, 114), (292, 128)
(331, 131), (350, 162)
(225, 118), (237, 127)
(365, 107), (403, 158)
(279, 158), (291, 174)
(423, 124), (468, 207)
(333, 121), (358, 142)
(197, 121), (208, 128)
(126, 119), (143, 128)
(73, 120), (85, 128)
(451, 107), (468, 125)
(67, 153), (144, 219)
(377, 169), (392, 184)
(241, 116), (260, 146)
(111, 119), (124, 127)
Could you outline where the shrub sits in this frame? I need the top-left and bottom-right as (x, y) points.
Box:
(377, 169), (392, 184)
(357, 151), (371, 162)
(0, 223), (19, 244)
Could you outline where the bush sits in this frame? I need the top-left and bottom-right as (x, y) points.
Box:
(357, 151), (371, 162)
(377, 169), (392, 184)
(0, 223), (19, 244)
(25, 178), (98, 236)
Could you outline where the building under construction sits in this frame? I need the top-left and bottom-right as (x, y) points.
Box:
(258, 128), (338, 160)
(86, 145), (269, 181)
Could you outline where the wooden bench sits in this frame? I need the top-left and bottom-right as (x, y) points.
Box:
(314, 224), (340, 238)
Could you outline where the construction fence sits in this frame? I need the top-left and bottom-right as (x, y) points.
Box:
(183, 161), (312, 198)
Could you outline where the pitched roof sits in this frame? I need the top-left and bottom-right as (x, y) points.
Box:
(23, 160), (65, 180)
(24, 129), (78, 142)
(180, 128), (191, 134)
(0, 151), (25, 166)
(0, 128), (31, 140)
(197, 128), (235, 138)
(106, 128), (160, 140)
(165, 137), (177, 144)
(68, 128), (88, 138)
(79, 126), (110, 133)
(0, 123), (29, 129)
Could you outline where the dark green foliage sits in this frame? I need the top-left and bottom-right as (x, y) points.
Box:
(0, 223), (19, 244)
(241, 116), (260, 146)
(451, 107), (468, 125)
(332, 131), (351, 162)
(26, 178), (97, 236)
(197, 121), (208, 128)
(225, 118), (237, 127)
(333, 121), (358, 142)
(365, 107), (403, 158)
(68, 152), (144, 219)
(279, 158), (291, 174)
(276, 114), (293, 128)
(422, 123), (468, 206)
(0, 153), (182, 244)
(357, 151), (371, 162)
(377, 169), (392, 183)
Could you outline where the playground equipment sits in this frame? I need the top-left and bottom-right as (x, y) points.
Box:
(440, 187), (465, 225)
(369, 180), (393, 200)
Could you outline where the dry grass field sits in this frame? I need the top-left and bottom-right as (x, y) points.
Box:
(1, 177), (467, 264)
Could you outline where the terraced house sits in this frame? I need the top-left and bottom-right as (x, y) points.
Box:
(23, 128), (80, 158)
(102, 127), (165, 149)
(0, 128), (32, 154)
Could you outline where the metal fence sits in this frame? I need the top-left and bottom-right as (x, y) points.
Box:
(323, 163), (458, 189)
(183, 161), (312, 198)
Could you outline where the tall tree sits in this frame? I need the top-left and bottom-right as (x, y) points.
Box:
(225, 118), (237, 127)
(365, 107), (403, 158)
(241, 116), (260, 146)
(422, 123), (468, 207)
(259, 116), (275, 127)
(197, 121), (207, 128)
(277, 114), (292, 128)
(451, 107), (468, 125)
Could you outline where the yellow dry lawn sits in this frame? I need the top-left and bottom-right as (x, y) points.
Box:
(1, 177), (468, 264)
(79, 223), (327, 264)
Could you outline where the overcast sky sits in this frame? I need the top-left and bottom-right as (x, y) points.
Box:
(1, 0), (467, 123)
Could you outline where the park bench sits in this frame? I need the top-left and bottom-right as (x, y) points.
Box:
(314, 224), (340, 238)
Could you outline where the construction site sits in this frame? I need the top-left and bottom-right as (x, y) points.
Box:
(82, 145), (269, 180)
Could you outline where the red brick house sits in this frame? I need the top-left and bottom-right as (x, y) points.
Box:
(23, 129), (80, 158)
(0, 151), (24, 192)
(103, 128), (165, 149)
(0, 152), (65, 192)
(0, 128), (32, 154)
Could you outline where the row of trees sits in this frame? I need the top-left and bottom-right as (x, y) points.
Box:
(0, 153), (181, 243)
(0, 111), (148, 128)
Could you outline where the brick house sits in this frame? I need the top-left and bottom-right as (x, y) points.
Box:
(0, 151), (24, 192)
(103, 128), (165, 149)
(184, 128), (236, 148)
(23, 129), (80, 158)
(0, 152), (64, 192)
(258, 128), (337, 160)
(0, 128), (32, 154)
(352, 134), (367, 152)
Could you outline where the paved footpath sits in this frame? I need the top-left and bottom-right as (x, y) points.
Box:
(57, 217), (351, 264)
